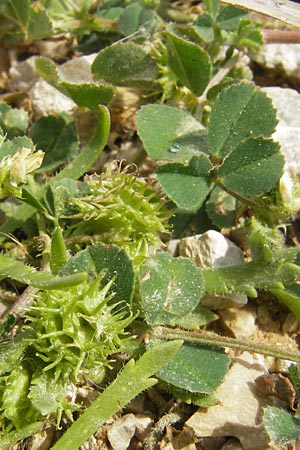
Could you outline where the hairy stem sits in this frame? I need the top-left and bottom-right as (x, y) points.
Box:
(153, 326), (300, 363)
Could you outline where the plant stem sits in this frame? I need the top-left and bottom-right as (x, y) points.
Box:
(152, 326), (300, 363)
(195, 51), (244, 122)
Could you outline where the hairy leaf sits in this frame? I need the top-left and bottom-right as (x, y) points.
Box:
(118, 2), (157, 35)
(0, 253), (86, 289)
(92, 41), (158, 88)
(51, 340), (183, 450)
(208, 82), (278, 158)
(166, 31), (211, 96)
(27, 2), (53, 40)
(216, 137), (284, 196)
(156, 155), (213, 211)
(60, 244), (135, 305)
(206, 186), (237, 228)
(140, 253), (204, 325)
(136, 104), (207, 162)
(152, 340), (230, 394)
(263, 407), (300, 445)
(35, 57), (114, 109)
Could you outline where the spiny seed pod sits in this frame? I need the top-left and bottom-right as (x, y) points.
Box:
(0, 274), (133, 430)
(65, 163), (172, 266)
(25, 274), (133, 384)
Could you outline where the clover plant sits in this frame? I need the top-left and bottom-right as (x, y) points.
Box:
(1, 1), (300, 448)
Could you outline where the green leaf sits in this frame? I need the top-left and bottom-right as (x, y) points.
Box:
(166, 31), (211, 96)
(206, 186), (237, 228)
(60, 244), (135, 305)
(140, 253), (204, 325)
(50, 226), (67, 275)
(0, 102), (29, 139)
(216, 137), (284, 196)
(51, 340), (183, 450)
(163, 304), (217, 330)
(289, 364), (300, 396)
(217, 5), (249, 31)
(92, 41), (158, 89)
(193, 13), (215, 42)
(31, 113), (79, 172)
(35, 57), (114, 109)
(152, 340), (230, 394)
(35, 56), (58, 85)
(21, 186), (47, 212)
(27, 2), (53, 40)
(208, 82), (278, 158)
(156, 155), (213, 211)
(53, 105), (110, 181)
(7, 0), (30, 28)
(28, 372), (69, 416)
(204, 0), (220, 19)
(0, 135), (35, 161)
(236, 18), (263, 52)
(2, 364), (32, 429)
(0, 314), (15, 337)
(263, 406), (300, 445)
(0, 253), (87, 289)
(202, 259), (300, 298)
(0, 333), (28, 375)
(136, 104), (207, 163)
(45, 178), (77, 218)
(0, 422), (43, 450)
(118, 2), (157, 35)
(59, 81), (114, 109)
(271, 285), (300, 321)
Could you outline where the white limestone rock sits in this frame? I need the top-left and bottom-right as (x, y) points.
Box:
(30, 79), (76, 117)
(107, 414), (137, 450)
(219, 305), (257, 339)
(9, 56), (40, 92)
(179, 231), (248, 309)
(262, 87), (300, 177)
(107, 413), (153, 450)
(256, 44), (300, 81)
(186, 352), (271, 450)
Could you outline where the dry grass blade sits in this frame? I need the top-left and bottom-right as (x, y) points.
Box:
(221, 0), (300, 28)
